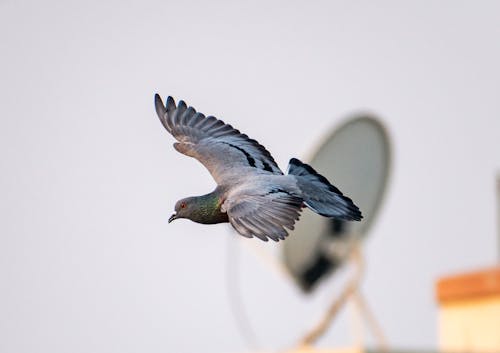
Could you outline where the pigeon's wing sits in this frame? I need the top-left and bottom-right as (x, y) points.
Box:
(222, 188), (303, 242)
(154, 95), (283, 184)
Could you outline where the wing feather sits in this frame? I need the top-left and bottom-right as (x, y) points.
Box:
(154, 94), (283, 184)
(223, 188), (303, 242)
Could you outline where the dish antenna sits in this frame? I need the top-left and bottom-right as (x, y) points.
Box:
(283, 115), (391, 292)
(281, 115), (392, 348)
(227, 114), (392, 350)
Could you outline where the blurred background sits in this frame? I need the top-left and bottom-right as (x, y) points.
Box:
(1, 1), (499, 352)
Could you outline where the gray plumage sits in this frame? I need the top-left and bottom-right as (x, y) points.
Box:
(155, 94), (362, 242)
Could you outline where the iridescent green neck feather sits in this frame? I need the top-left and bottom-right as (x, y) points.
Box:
(188, 191), (228, 224)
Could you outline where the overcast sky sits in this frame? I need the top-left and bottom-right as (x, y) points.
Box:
(1, 1), (499, 353)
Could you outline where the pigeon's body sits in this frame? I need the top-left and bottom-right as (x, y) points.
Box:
(155, 94), (362, 242)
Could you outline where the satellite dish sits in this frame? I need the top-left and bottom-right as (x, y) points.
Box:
(227, 114), (392, 350)
(282, 115), (391, 292)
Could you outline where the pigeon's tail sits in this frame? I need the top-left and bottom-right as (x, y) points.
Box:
(287, 158), (362, 221)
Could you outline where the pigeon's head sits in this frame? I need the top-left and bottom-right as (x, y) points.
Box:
(168, 197), (195, 223)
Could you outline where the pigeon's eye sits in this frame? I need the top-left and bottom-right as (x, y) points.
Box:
(180, 202), (186, 209)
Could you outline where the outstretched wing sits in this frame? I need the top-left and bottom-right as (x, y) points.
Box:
(154, 94), (283, 184)
(222, 188), (303, 242)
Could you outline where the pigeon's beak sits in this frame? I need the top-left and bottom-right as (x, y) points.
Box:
(168, 213), (177, 223)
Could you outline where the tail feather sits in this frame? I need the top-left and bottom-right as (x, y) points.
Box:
(287, 158), (362, 221)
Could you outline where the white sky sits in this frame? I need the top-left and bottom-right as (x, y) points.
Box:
(1, 1), (499, 352)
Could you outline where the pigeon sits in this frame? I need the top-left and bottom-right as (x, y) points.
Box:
(154, 94), (362, 242)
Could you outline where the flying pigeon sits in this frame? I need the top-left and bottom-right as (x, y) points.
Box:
(154, 94), (362, 242)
